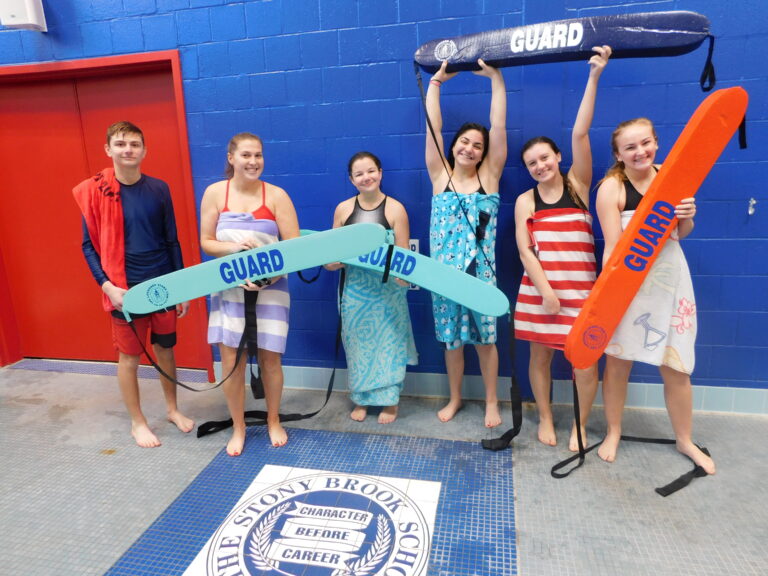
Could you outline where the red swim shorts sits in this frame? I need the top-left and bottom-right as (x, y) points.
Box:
(111, 310), (177, 356)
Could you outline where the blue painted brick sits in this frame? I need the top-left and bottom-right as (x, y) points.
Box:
(377, 24), (418, 61)
(692, 275), (721, 311)
(244, 0), (281, 37)
(124, 0), (157, 17)
(210, 4), (246, 41)
(340, 101), (382, 137)
(322, 66), (361, 102)
(360, 63), (400, 100)
(721, 276), (768, 312)
(50, 28), (85, 60)
(142, 14), (177, 51)
(320, 0), (358, 30)
(708, 346), (758, 381)
(183, 77), (217, 113)
(693, 240), (746, 275)
(179, 46), (199, 79)
(197, 42), (230, 77)
(339, 28), (378, 65)
(191, 0), (224, 7)
(0, 31), (25, 64)
(89, 0), (124, 20)
(176, 8), (211, 45)
(228, 39), (265, 75)
(264, 35), (302, 71)
(158, 0), (189, 11)
(269, 106), (307, 142)
(81, 21), (113, 56)
(300, 31), (339, 68)
(359, 0), (397, 26)
(378, 99), (420, 135)
(737, 312), (768, 348)
(284, 70), (322, 105)
(20, 32), (54, 63)
(283, 0), (320, 34)
(696, 310), (737, 346)
(301, 103), (346, 139)
(250, 73), (287, 108)
(214, 76), (251, 111)
(400, 0), (441, 24)
(203, 109), (269, 150)
(441, 0), (485, 18)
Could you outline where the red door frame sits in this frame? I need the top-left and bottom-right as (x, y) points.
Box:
(0, 51), (213, 378)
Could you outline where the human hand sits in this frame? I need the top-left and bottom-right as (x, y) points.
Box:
(241, 278), (273, 291)
(432, 59), (458, 85)
(675, 197), (697, 220)
(177, 301), (190, 318)
(103, 281), (126, 311)
(324, 262), (344, 271)
(542, 293), (561, 315)
(588, 45), (612, 76)
(472, 58), (501, 79)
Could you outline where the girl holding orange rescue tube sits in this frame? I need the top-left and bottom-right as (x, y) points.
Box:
(594, 117), (715, 475)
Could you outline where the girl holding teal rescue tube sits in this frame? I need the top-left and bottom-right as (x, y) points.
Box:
(326, 151), (417, 424)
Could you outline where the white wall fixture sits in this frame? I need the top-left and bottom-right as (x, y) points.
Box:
(0, 0), (47, 32)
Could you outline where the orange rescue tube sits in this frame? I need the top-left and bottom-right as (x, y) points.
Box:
(565, 86), (748, 369)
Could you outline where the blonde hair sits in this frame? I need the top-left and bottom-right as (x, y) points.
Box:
(598, 118), (658, 187)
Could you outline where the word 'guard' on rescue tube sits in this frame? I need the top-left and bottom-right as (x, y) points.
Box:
(565, 86), (748, 370)
(414, 11), (710, 72)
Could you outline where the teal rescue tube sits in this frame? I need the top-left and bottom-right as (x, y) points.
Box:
(414, 11), (710, 72)
(122, 223), (388, 320)
(303, 230), (510, 317)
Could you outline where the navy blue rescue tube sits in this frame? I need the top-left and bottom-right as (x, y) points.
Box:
(414, 11), (711, 73)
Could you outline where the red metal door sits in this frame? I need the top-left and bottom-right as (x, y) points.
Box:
(0, 57), (210, 370)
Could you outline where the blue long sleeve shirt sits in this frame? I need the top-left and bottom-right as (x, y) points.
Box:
(81, 174), (184, 287)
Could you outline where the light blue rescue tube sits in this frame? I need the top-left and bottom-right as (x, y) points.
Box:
(302, 230), (510, 317)
(122, 223), (388, 320)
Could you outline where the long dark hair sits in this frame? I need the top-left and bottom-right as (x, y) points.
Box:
(520, 136), (586, 211)
(446, 122), (489, 169)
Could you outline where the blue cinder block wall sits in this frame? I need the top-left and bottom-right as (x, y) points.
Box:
(2, 0), (765, 399)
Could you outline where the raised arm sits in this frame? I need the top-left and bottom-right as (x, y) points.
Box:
(595, 176), (624, 266)
(475, 59), (507, 186)
(425, 60), (457, 184)
(569, 45), (611, 200)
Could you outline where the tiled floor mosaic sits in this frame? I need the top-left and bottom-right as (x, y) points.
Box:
(104, 428), (517, 576)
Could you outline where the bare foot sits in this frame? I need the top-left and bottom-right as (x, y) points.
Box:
(132, 422), (161, 448)
(438, 400), (463, 422)
(378, 406), (398, 424)
(268, 421), (288, 447)
(485, 401), (501, 428)
(537, 418), (557, 446)
(677, 440), (716, 475)
(350, 405), (367, 421)
(597, 431), (621, 462)
(569, 423), (588, 452)
(226, 429), (246, 457)
(167, 409), (195, 434)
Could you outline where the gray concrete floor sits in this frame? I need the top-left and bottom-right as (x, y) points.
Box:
(1, 363), (767, 575)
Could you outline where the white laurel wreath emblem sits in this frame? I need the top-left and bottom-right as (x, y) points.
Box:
(331, 514), (392, 576)
(247, 502), (292, 573)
